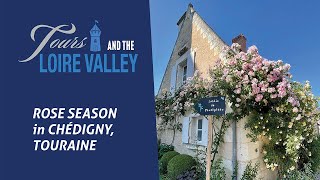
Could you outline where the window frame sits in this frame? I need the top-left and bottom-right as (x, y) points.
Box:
(182, 64), (188, 84)
(197, 118), (203, 142)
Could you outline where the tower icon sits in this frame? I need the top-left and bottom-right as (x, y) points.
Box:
(90, 20), (101, 52)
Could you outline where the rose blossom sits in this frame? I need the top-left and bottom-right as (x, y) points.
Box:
(255, 94), (263, 102)
(234, 88), (241, 94)
(248, 45), (258, 55)
(267, 87), (276, 93)
(242, 77), (249, 84)
(292, 107), (299, 113)
(263, 99), (268, 105)
(252, 83), (260, 95)
(283, 63), (291, 71)
(296, 114), (302, 120)
(226, 75), (232, 83)
(248, 71), (255, 77)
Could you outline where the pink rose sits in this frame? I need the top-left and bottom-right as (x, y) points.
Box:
(255, 94), (263, 102)
(248, 45), (258, 55)
(248, 71), (255, 77)
(283, 63), (291, 71)
(267, 87), (276, 93)
(251, 83), (260, 95)
(234, 88), (241, 94)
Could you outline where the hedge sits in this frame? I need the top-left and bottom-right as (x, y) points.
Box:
(167, 154), (196, 179)
(159, 151), (179, 174)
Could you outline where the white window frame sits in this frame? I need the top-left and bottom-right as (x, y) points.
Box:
(170, 50), (194, 92)
(182, 64), (187, 84)
(197, 118), (203, 143)
(176, 59), (187, 88)
(182, 113), (208, 147)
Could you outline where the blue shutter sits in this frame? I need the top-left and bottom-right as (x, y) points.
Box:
(182, 117), (190, 144)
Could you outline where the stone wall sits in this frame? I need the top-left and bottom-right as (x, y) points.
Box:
(191, 13), (226, 78)
(157, 7), (193, 95)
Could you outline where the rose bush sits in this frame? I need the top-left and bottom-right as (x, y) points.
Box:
(156, 43), (320, 178)
(211, 44), (320, 177)
(155, 71), (215, 131)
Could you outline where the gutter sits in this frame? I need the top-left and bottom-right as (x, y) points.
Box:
(232, 120), (237, 179)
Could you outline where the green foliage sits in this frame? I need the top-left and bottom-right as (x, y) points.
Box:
(160, 174), (169, 180)
(211, 158), (226, 180)
(282, 163), (315, 180)
(240, 162), (259, 180)
(158, 143), (174, 159)
(194, 148), (206, 180)
(159, 151), (179, 174)
(155, 91), (176, 131)
(211, 116), (231, 161)
(167, 154), (196, 179)
(210, 159), (259, 180)
(309, 135), (320, 172)
(232, 161), (238, 180)
(176, 167), (197, 180)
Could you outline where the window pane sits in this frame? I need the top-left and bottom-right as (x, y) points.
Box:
(198, 119), (202, 129)
(183, 65), (187, 75)
(197, 130), (202, 141)
(182, 65), (187, 83)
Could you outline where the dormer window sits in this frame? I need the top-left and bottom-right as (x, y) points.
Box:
(169, 49), (194, 92)
(178, 46), (189, 56)
(175, 60), (187, 88)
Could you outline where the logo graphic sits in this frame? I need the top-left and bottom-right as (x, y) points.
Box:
(18, 21), (138, 73)
(90, 20), (101, 52)
(198, 103), (204, 112)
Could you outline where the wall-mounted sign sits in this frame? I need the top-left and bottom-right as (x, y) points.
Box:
(194, 96), (226, 115)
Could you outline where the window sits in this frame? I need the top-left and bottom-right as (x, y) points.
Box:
(178, 46), (189, 56)
(175, 60), (187, 88)
(182, 65), (187, 84)
(197, 119), (203, 141)
(183, 116), (208, 147)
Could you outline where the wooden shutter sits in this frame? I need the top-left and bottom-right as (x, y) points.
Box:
(182, 117), (190, 144)
(186, 52), (194, 78)
(200, 118), (208, 146)
(170, 64), (177, 93)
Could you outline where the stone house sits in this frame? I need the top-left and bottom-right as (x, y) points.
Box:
(156, 4), (277, 179)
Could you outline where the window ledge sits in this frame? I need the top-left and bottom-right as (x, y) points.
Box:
(185, 142), (206, 149)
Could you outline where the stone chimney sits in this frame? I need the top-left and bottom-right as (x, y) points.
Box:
(232, 34), (247, 52)
(177, 3), (194, 29)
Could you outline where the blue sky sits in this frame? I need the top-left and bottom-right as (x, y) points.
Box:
(150, 0), (320, 98)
